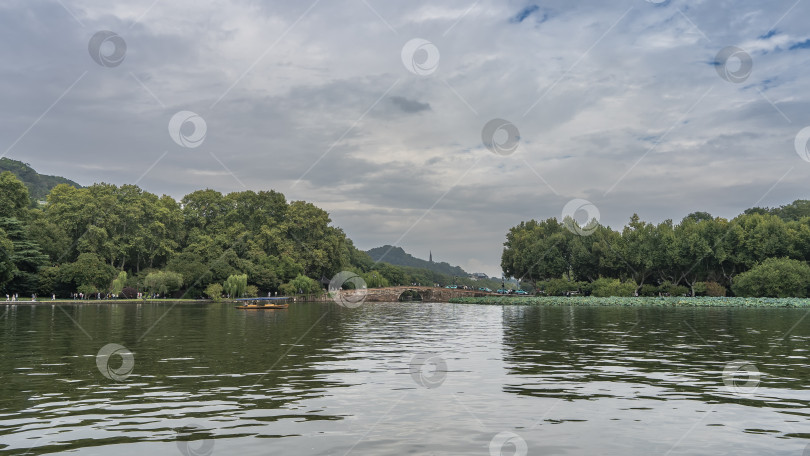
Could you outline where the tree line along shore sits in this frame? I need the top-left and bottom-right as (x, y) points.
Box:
(501, 202), (810, 298)
(2, 169), (809, 301)
(0, 172), (505, 300)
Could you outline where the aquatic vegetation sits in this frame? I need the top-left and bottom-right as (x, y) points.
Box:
(448, 296), (810, 308)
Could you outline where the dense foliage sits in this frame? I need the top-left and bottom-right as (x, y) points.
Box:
(731, 257), (810, 298)
(0, 172), (499, 299)
(502, 202), (810, 297)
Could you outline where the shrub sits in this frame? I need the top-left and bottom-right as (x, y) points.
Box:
(279, 275), (320, 296)
(639, 284), (658, 297)
(204, 283), (223, 301)
(704, 281), (726, 297)
(121, 287), (138, 299)
(78, 284), (97, 296)
(538, 278), (584, 296)
(660, 281), (688, 296)
(732, 257), (810, 297)
(590, 278), (637, 297)
(245, 285), (259, 298)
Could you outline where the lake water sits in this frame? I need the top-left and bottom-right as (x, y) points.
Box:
(0, 301), (808, 455)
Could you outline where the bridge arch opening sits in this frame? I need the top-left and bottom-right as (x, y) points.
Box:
(397, 289), (424, 302)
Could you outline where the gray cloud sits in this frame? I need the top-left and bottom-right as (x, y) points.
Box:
(390, 96), (431, 113)
(1, 0), (809, 276)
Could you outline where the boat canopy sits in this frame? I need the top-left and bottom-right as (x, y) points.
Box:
(233, 297), (290, 301)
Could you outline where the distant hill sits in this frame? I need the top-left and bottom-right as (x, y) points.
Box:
(366, 245), (468, 277)
(0, 158), (82, 202)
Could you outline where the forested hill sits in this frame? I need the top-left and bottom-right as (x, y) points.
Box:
(366, 245), (467, 277)
(0, 158), (82, 202)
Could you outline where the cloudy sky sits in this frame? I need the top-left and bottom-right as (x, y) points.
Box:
(1, 0), (809, 276)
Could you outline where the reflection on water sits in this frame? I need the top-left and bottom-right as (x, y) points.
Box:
(0, 302), (808, 455)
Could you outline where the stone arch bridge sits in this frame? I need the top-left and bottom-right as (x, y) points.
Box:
(335, 286), (498, 303)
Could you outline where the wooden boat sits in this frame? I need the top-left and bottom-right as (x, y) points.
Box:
(235, 303), (289, 309)
(233, 297), (290, 309)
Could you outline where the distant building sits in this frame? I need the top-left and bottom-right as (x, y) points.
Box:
(429, 251), (433, 263)
(469, 272), (488, 281)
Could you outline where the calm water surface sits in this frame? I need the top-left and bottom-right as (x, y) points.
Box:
(0, 302), (808, 455)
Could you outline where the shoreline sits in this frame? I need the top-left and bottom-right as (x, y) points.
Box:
(448, 296), (810, 308)
(0, 299), (212, 305)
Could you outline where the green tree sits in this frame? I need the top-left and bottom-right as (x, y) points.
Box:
(111, 271), (128, 295)
(732, 257), (810, 297)
(0, 218), (48, 294)
(0, 228), (15, 290)
(244, 285), (259, 297)
(204, 283), (223, 301)
(362, 271), (389, 288)
(620, 214), (658, 292)
(0, 172), (29, 219)
(501, 218), (569, 288)
(61, 253), (116, 294)
(143, 270), (184, 296)
(222, 274), (248, 298)
(279, 274), (320, 296)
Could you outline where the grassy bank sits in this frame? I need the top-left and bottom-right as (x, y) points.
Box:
(0, 299), (211, 305)
(448, 296), (810, 308)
